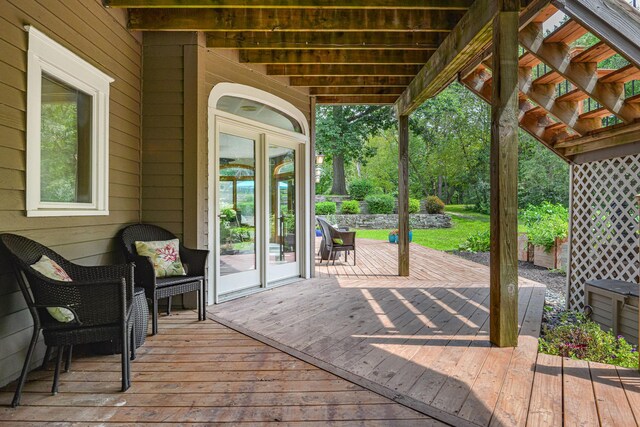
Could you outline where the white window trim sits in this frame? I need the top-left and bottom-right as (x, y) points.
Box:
(25, 26), (114, 217)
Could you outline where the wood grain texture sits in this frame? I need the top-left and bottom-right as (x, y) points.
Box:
(107, 0), (473, 9)
(398, 115), (410, 276)
(0, 311), (435, 425)
(239, 49), (435, 65)
(489, 6), (520, 348)
(266, 64), (423, 76)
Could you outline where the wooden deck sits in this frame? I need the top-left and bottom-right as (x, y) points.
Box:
(0, 311), (437, 425)
(211, 239), (640, 427)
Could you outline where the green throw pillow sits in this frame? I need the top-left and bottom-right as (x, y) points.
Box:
(332, 238), (344, 245)
(135, 239), (186, 278)
(30, 255), (75, 323)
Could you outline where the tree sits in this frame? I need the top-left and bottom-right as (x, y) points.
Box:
(315, 105), (394, 195)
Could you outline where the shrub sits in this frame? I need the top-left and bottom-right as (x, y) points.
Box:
(425, 195), (445, 214)
(459, 230), (490, 252)
(340, 200), (361, 214)
(365, 194), (395, 214)
(539, 310), (638, 369)
(348, 178), (376, 201)
(408, 198), (421, 214)
(315, 201), (337, 215)
(521, 202), (568, 251)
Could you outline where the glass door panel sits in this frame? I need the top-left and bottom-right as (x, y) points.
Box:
(267, 144), (298, 283)
(217, 130), (261, 295)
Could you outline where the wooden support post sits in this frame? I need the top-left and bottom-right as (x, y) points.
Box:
(309, 96), (317, 278)
(398, 114), (410, 277)
(490, 0), (519, 348)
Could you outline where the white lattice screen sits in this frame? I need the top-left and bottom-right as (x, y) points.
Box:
(568, 153), (640, 310)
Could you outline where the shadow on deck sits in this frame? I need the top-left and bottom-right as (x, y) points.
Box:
(210, 239), (640, 426)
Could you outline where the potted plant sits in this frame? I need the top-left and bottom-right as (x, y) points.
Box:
(388, 229), (412, 244)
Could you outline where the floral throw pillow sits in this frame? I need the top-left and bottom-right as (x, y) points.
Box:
(30, 255), (75, 323)
(135, 239), (186, 278)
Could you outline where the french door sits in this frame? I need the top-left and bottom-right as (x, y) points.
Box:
(215, 120), (300, 298)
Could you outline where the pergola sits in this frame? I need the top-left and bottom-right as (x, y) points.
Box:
(105, 0), (640, 348)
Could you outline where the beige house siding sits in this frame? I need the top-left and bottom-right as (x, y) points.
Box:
(0, 0), (142, 386)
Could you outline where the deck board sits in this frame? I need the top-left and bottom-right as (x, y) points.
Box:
(211, 238), (640, 426)
(0, 311), (435, 425)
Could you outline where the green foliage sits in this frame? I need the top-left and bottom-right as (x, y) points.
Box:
(539, 310), (638, 369)
(521, 202), (568, 251)
(315, 201), (337, 215)
(340, 200), (361, 214)
(459, 230), (490, 252)
(408, 198), (421, 214)
(220, 206), (237, 223)
(365, 194), (395, 214)
(425, 196), (445, 214)
(348, 178), (376, 201)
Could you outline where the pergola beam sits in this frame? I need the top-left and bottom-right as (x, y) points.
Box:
(394, 0), (498, 116)
(239, 49), (434, 64)
(107, 0), (473, 9)
(128, 8), (465, 31)
(266, 64), (423, 76)
(206, 31), (448, 50)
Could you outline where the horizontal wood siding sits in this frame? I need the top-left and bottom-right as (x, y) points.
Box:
(0, 0), (141, 387)
(141, 33), (191, 238)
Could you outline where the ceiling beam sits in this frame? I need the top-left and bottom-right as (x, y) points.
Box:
(394, 0), (498, 115)
(309, 87), (405, 96)
(315, 95), (398, 104)
(107, 0), (473, 9)
(206, 31), (448, 50)
(266, 64), (423, 76)
(128, 8), (465, 31)
(239, 49), (434, 64)
(557, 121), (640, 157)
(290, 76), (412, 87)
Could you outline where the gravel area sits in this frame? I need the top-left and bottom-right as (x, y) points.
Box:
(451, 250), (567, 309)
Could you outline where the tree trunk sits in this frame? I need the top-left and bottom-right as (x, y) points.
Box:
(331, 154), (348, 195)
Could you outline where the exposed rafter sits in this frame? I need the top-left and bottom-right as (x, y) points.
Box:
(128, 8), (465, 31)
(290, 76), (413, 87)
(238, 49), (434, 64)
(315, 95), (398, 104)
(107, 0), (473, 9)
(309, 87), (405, 96)
(266, 64), (423, 76)
(206, 31), (448, 50)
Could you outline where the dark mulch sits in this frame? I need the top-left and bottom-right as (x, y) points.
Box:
(450, 250), (567, 309)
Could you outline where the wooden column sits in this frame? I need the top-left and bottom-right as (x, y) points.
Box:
(309, 96), (317, 278)
(490, 0), (519, 347)
(398, 114), (410, 277)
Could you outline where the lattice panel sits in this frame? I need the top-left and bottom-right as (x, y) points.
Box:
(568, 153), (640, 310)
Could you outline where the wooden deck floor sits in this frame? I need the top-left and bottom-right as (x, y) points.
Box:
(0, 311), (437, 425)
(211, 239), (640, 427)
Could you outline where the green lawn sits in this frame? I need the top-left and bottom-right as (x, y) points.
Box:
(354, 205), (522, 251)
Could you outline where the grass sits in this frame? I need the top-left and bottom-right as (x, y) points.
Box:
(354, 204), (524, 252)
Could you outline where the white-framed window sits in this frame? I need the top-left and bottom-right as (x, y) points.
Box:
(25, 26), (113, 217)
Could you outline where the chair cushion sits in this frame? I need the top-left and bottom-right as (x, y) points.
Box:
(135, 239), (186, 278)
(332, 238), (344, 245)
(30, 255), (75, 323)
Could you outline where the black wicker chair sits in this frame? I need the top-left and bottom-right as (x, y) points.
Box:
(117, 224), (208, 335)
(0, 233), (135, 407)
(317, 217), (356, 265)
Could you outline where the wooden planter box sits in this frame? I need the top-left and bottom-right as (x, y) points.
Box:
(533, 237), (568, 269)
(517, 233), (533, 262)
(585, 280), (639, 345)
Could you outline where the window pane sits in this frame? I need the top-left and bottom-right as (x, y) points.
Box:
(40, 74), (92, 203)
(216, 95), (303, 134)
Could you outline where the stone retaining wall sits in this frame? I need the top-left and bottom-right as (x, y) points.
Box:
(320, 214), (451, 229)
